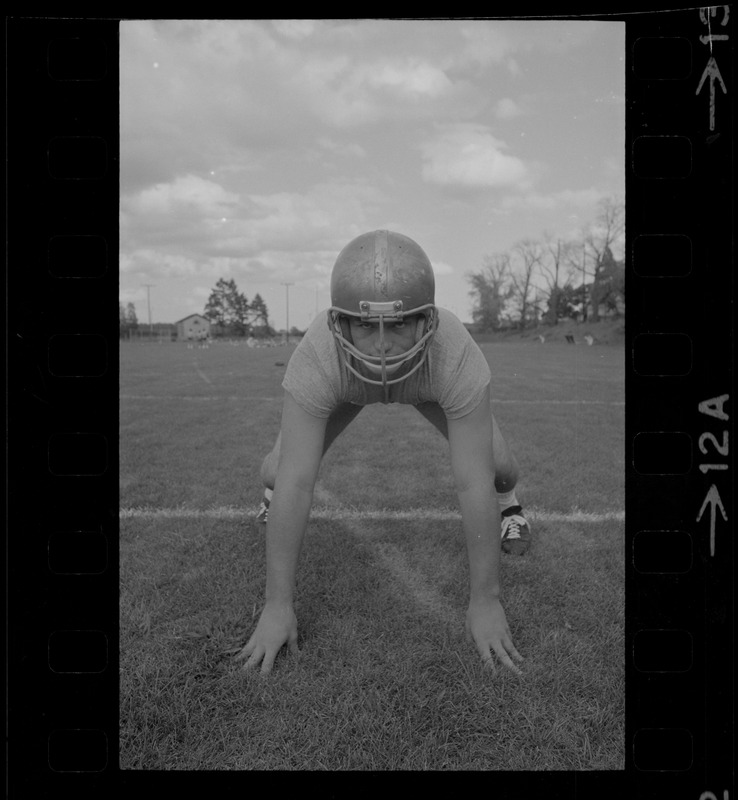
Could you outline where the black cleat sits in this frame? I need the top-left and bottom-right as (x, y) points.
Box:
(501, 505), (531, 555)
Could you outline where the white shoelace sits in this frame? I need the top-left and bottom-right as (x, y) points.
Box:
(501, 514), (526, 540)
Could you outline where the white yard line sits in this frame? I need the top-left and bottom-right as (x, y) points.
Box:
(313, 486), (462, 631)
(120, 394), (623, 406)
(119, 505), (624, 522)
(367, 539), (462, 630)
(192, 364), (213, 385)
(119, 495), (623, 632)
(492, 399), (624, 406)
(120, 395), (260, 401)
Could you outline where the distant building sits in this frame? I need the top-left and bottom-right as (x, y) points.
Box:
(175, 314), (211, 341)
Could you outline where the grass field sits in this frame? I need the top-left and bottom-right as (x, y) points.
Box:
(120, 335), (625, 771)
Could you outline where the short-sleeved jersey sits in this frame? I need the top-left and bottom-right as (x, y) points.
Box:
(282, 307), (491, 419)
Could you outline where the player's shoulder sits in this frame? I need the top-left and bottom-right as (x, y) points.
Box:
(433, 307), (475, 343)
(435, 306), (466, 327)
(305, 310), (331, 335)
(430, 307), (488, 372)
(298, 310), (333, 348)
(289, 310), (342, 378)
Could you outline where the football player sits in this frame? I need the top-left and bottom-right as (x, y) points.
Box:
(239, 230), (529, 675)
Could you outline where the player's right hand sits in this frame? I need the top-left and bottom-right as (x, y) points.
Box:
(235, 602), (299, 674)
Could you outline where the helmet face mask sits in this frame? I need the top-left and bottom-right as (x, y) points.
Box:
(328, 230), (438, 398)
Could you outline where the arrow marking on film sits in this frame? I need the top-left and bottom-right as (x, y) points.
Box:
(696, 57), (727, 131)
(696, 484), (727, 557)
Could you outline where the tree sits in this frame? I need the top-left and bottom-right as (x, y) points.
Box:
(580, 196), (625, 321)
(467, 196), (625, 328)
(204, 278), (251, 336)
(586, 195), (625, 266)
(230, 290), (252, 336)
(539, 235), (577, 325)
(466, 253), (513, 332)
(126, 302), (139, 330)
(556, 282), (586, 321)
(509, 239), (542, 329)
(589, 245), (625, 319)
(119, 302), (138, 340)
(250, 293), (269, 326)
(250, 293), (276, 338)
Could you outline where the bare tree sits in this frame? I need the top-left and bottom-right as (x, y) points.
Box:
(583, 198), (625, 321)
(565, 196), (624, 321)
(586, 195), (625, 265)
(509, 238), (543, 329)
(467, 197), (625, 329)
(539, 233), (577, 325)
(564, 234), (590, 319)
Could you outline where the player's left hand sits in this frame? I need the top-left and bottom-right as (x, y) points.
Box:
(465, 597), (523, 675)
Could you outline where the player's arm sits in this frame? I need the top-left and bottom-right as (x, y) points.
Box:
(239, 391), (327, 673)
(446, 384), (523, 674)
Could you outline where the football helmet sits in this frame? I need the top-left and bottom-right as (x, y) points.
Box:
(328, 230), (437, 399)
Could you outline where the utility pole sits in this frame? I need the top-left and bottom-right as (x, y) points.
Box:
(143, 284), (155, 338)
(580, 244), (587, 322)
(281, 282), (293, 342)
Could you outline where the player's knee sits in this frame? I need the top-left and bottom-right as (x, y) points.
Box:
(259, 450), (278, 490)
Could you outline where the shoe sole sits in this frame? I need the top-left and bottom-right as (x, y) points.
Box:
(502, 541), (530, 555)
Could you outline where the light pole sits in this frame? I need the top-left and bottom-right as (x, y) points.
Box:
(143, 284), (155, 338)
(281, 282), (293, 342)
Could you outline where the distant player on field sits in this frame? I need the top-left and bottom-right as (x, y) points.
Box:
(238, 230), (529, 675)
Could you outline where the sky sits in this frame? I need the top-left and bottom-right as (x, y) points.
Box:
(120, 19), (624, 331)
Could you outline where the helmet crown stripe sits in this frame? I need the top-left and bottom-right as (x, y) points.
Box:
(374, 229), (390, 299)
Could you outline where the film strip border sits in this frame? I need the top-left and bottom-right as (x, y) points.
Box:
(8, 18), (119, 796)
(626, 7), (733, 800)
(6, 12), (734, 797)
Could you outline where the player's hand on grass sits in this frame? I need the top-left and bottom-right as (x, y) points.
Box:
(466, 597), (523, 675)
(236, 602), (299, 674)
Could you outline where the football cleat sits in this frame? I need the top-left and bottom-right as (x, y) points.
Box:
(501, 505), (531, 555)
(255, 497), (270, 525)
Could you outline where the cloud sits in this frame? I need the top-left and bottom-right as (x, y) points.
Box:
(120, 20), (485, 182)
(454, 24), (517, 69)
(120, 249), (204, 281)
(295, 54), (468, 128)
(121, 175), (386, 281)
(494, 97), (524, 119)
(317, 138), (367, 158)
(493, 187), (606, 215)
(420, 124), (531, 189)
(365, 58), (452, 97)
(132, 174), (239, 217)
